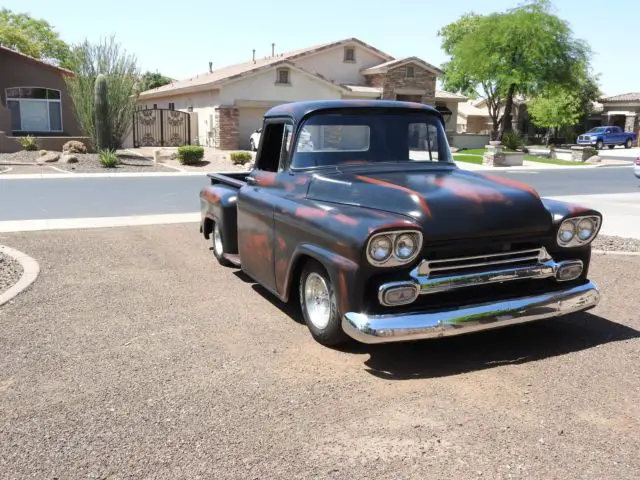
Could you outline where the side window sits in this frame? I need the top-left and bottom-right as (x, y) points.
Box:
(605, 128), (611, 134)
(254, 120), (292, 173)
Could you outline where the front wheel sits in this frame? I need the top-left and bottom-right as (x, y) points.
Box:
(595, 140), (604, 150)
(298, 260), (349, 347)
(625, 138), (633, 149)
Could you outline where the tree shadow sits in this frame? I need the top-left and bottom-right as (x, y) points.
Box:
(355, 313), (640, 380)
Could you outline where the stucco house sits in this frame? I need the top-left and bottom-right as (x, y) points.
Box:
(136, 38), (474, 150)
(0, 45), (86, 152)
(596, 93), (640, 132)
(456, 100), (492, 134)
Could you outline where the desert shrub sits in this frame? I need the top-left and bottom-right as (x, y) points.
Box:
(502, 131), (524, 151)
(39, 150), (48, 156)
(99, 148), (119, 168)
(177, 145), (204, 165)
(62, 140), (88, 154)
(18, 135), (38, 151)
(230, 151), (252, 165)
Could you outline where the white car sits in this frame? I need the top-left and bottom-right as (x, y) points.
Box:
(634, 155), (640, 180)
(249, 128), (261, 151)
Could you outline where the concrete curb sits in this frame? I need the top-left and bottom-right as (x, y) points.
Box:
(0, 245), (40, 307)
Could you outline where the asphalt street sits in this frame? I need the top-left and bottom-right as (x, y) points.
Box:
(0, 165), (638, 222)
(1, 225), (639, 478)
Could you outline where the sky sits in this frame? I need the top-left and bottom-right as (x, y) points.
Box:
(5, 0), (637, 97)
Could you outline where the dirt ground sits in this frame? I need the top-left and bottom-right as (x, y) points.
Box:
(0, 224), (638, 479)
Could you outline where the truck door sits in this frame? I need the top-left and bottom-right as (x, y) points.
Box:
(236, 117), (293, 293)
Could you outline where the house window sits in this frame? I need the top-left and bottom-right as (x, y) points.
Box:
(276, 68), (290, 85)
(344, 47), (356, 63)
(406, 66), (415, 78)
(168, 102), (175, 110)
(153, 104), (158, 109)
(5, 87), (63, 133)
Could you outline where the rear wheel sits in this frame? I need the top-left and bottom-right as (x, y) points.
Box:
(298, 260), (349, 347)
(625, 138), (633, 149)
(212, 222), (233, 267)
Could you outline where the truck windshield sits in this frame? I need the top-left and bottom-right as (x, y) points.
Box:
(587, 127), (606, 133)
(289, 111), (453, 169)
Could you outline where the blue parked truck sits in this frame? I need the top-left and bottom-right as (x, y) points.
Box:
(577, 126), (637, 150)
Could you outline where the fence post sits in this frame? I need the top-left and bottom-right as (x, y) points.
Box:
(159, 110), (164, 146)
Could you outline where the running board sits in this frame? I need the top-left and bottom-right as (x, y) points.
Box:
(222, 253), (242, 267)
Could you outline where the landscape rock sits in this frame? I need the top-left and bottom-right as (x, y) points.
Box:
(585, 155), (602, 164)
(36, 151), (60, 164)
(60, 154), (79, 164)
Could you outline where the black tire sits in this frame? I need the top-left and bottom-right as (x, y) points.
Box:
(250, 139), (256, 151)
(625, 138), (632, 149)
(212, 221), (233, 267)
(595, 140), (604, 150)
(298, 259), (349, 347)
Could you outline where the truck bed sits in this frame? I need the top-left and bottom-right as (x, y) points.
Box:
(207, 172), (248, 188)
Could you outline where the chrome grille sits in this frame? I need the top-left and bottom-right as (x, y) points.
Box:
(417, 247), (547, 277)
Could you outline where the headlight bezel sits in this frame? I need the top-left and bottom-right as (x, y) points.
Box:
(366, 229), (423, 267)
(556, 215), (601, 248)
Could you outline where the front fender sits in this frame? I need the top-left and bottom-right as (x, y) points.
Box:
(282, 243), (359, 315)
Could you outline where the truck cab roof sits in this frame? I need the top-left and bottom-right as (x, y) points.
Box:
(264, 99), (441, 123)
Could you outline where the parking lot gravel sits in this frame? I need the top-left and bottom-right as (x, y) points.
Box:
(0, 250), (22, 296)
(0, 224), (638, 479)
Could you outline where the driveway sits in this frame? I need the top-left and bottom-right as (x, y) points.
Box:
(1, 224), (639, 479)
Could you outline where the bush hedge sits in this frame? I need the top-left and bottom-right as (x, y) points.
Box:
(230, 151), (252, 165)
(177, 145), (204, 165)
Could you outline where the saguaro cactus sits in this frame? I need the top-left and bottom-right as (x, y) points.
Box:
(94, 74), (109, 150)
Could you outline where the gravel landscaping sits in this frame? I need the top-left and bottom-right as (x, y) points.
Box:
(593, 234), (640, 253)
(0, 250), (23, 296)
(53, 153), (178, 173)
(0, 151), (41, 164)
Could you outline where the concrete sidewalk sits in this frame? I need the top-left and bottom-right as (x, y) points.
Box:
(548, 192), (640, 239)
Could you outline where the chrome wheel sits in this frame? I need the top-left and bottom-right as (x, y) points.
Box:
(304, 272), (331, 329)
(213, 223), (224, 256)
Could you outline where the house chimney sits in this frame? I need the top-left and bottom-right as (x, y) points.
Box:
(271, 42), (275, 57)
(252, 49), (256, 63)
(209, 61), (213, 73)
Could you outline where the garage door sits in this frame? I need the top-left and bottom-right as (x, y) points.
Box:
(238, 107), (269, 150)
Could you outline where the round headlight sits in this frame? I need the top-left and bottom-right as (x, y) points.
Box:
(558, 222), (575, 244)
(395, 233), (417, 259)
(369, 235), (392, 262)
(577, 218), (595, 241)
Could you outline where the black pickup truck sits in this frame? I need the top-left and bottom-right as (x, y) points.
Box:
(199, 100), (602, 347)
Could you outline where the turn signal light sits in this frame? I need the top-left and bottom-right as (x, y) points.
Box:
(555, 260), (584, 282)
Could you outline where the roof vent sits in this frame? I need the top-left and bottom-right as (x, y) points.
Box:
(209, 61), (213, 73)
(271, 42), (275, 57)
(252, 49), (256, 63)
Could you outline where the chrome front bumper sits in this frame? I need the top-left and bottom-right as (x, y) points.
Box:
(342, 281), (600, 344)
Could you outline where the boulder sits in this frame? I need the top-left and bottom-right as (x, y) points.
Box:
(585, 155), (602, 164)
(36, 151), (61, 164)
(60, 154), (78, 164)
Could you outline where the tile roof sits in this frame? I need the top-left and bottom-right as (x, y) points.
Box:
(0, 45), (74, 76)
(436, 89), (468, 101)
(458, 100), (490, 117)
(138, 37), (394, 99)
(361, 57), (444, 76)
(601, 92), (640, 102)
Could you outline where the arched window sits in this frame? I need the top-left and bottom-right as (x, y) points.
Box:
(5, 87), (63, 133)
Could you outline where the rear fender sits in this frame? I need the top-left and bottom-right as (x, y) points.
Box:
(200, 185), (239, 253)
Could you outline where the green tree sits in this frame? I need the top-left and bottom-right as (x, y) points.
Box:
(0, 8), (71, 68)
(136, 71), (173, 93)
(438, 0), (597, 141)
(65, 35), (140, 149)
(528, 88), (582, 142)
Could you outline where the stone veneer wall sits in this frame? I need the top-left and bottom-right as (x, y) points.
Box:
(366, 65), (436, 105)
(214, 106), (239, 150)
(624, 114), (638, 133)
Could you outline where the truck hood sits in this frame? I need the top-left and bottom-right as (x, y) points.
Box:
(305, 167), (552, 240)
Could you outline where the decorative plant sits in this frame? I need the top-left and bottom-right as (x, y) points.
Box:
(502, 131), (524, 151)
(17, 135), (38, 151)
(177, 145), (204, 165)
(62, 140), (88, 154)
(94, 74), (110, 150)
(98, 148), (119, 168)
(230, 151), (252, 165)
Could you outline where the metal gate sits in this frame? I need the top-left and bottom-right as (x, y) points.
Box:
(132, 109), (191, 147)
